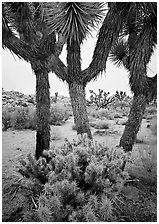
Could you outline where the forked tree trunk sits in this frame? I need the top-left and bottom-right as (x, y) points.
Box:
(119, 94), (147, 152)
(69, 82), (93, 139)
(35, 69), (50, 159)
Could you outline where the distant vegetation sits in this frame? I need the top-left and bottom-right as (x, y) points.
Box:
(88, 89), (131, 110)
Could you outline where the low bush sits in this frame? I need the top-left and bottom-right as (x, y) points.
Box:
(138, 147), (157, 183)
(25, 107), (37, 130)
(50, 104), (70, 125)
(2, 106), (36, 130)
(2, 103), (70, 131)
(89, 109), (113, 120)
(2, 107), (12, 130)
(16, 137), (129, 222)
(11, 107), (29, 130)
(92, 120), (110, 130)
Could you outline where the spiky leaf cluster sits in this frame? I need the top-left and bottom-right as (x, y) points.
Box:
(43, 2), (105, 45)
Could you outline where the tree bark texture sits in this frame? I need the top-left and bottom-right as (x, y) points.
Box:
(67, 40), (93, 139)
(69, 82), (93, 139)
(35, 69), (50, 159)
(119, 94), (147, 152)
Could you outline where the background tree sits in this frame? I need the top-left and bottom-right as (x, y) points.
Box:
(115, 91), (127, 109)
(109, 2), (157, 152)
(89, 89), (116, 110)
(2, 2), (66, 159)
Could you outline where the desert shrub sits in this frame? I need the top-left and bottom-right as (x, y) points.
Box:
(50, 104), (70, 125)
(92, 120), (110, 129)
(11, 106), (37, 130)
(138, 147), (157, 183)
(11, 107), (29, 130)
(17, 137), (130, 222)
(2, 103), (70, 130)
(24, 106), (37, 130)
(2, 106), (37, 130)
(89, 109), (113, 120)
(2, 107), (12, 130)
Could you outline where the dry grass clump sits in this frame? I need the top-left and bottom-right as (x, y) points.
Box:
(49, 103), (70, 126)
(91, 120), (110, 130)
(143, 106), (157, 120)
(89, 109), (114, 120)
(2, 103), (71, 131)
(2, 106), (37, 130)
(138, 147), (157, 183)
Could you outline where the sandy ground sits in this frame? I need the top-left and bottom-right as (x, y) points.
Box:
(2, 115), (157, 181)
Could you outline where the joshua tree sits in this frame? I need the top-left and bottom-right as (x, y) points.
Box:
(42, 3), (137, 139)
(2, 2), (65, 159)
(115, 91), (127, 109)
(109, 2), (157, 152)
(43, 2), (107, 139)
(42, 3), (151, 141)
(89, 89), (116, 110)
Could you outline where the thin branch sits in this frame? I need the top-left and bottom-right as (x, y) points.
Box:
(10, 186), (21, 201)
(31, 196), (38, 209)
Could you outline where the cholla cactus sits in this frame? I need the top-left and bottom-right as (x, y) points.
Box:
(17, 138), (130, 221)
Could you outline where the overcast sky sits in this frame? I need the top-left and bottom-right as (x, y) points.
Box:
(2, 30), (157, 99)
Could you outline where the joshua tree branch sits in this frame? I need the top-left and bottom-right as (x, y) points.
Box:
(47, 54), (67, 82)
(82, 4), (123, 85)
(2, 29), (38, 63)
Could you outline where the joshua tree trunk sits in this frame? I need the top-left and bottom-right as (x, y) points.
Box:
(69, 82), (93, 139)
(119, 94), (147, 152)
(34, 67), (50, 159)
(67, 40), (93, 139)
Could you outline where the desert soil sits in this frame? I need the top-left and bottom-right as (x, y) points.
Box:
(2, 115), (157, 181)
